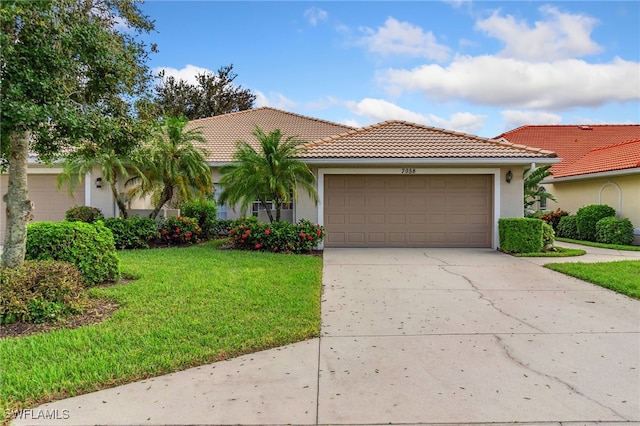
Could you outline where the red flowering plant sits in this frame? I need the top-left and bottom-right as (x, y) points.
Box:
(228, 218), (325, 254)
(158, 216), (201, 245)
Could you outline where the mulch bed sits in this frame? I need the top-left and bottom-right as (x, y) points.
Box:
(0, 298), (120, 339)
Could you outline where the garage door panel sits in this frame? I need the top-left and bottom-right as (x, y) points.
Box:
(1, 174), (85, 243)
(324, 174), (492, 248)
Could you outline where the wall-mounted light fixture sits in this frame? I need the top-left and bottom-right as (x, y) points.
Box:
(95, 177), (103, 188)
(505, 170), (513, 183)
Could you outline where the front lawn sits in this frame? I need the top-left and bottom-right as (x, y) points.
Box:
(555, 237), (640, 251)
(545, 260), (640, 299)
(0, 241), (322, 417)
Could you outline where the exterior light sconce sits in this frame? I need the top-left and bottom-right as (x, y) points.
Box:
(95, 177), (103, 188)
(505, 170), (513, 183)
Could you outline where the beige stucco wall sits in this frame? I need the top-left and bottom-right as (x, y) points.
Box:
(545, 173), (640, 233)
(499, 165), (525, 219)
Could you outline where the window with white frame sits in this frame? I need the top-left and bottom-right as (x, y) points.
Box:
(213, 183), (227, 219)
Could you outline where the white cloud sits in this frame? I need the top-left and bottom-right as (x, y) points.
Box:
(360, 18), (450, 61)
(345, 98), (486, 134)
(254, 90), (297, 110)
(476, 5), (602, 61)
(153, 64), (212, 86)
(501, 110), (563, 131)
(380, 56), (640, 111)
(304, 7), (328, 26)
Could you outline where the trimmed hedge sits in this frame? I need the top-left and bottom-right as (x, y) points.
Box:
(0, 260), (87, 324)
(181, 199), (218, 238)
(576, 204), (616, 242)
(229, 218), (325, 254)
(556, 215), (579, 239)
(595, 216), (634, 245)
(499, 218), (553, 253)
(26, 221), (120, 286)
(65, 205), (104, 223)
(104, 217), (158, 249)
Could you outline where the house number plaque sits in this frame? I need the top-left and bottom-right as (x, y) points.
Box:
(401, 168), (416, 174)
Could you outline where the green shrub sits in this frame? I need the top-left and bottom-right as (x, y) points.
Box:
(539, 208), (569, 231)
(26, 221), (120, 285)
(499, 218), (551, 253)
(576, 204), (616, 241)
(595, 216), (634, 245)
(158, 216), (201, 245)
(229, 218), (325, 254)
(556, 215), (579, 239)
(0, 260), (87, 325)
(65, 205), (104, 223)
(104, 217), (158, 249)
(542, 222), (555, 251)
(180, 198), (218, 238)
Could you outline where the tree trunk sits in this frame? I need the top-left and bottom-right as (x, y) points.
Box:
(110, 181), (129, 219)
(149, 185), (172, 220)
(259, 198), (273, 222)
(2, 131), (33, 268)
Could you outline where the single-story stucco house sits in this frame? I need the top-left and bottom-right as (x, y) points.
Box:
(189, 107), (558, 248)
(1, 107), (561, 248)
(495, 125), (640, 243)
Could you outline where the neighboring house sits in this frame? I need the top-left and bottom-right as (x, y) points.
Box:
(495, 125), (640, 243)
(188, 107), (558, 248)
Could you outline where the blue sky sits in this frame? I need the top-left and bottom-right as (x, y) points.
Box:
(138, 1), (640, 138)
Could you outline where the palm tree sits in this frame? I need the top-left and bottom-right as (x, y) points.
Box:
(132, 116), (212, 219)
(57, 146), (146, 218)
(523, 164), (557, 213)
(218, 126), (318, 223)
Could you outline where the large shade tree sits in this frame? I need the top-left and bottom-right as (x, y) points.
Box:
(218, 127), (318, 223)
(147, 64), (256, 121)
(131, 116), (212, 219)
(0, 0), (154, 267)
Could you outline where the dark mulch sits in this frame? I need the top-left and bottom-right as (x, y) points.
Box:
(1, 298), (120, 340)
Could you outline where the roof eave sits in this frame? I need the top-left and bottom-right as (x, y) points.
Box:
(544, 167), (640, 183)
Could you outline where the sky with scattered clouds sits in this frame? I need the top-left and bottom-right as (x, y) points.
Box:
(139, 1), (639, 137)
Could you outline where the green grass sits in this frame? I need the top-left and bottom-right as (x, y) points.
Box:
(556, 237), (640, 251)
(0, 241), (322, 416)
(515, 246), (586, 257)
(545, 260), (640, 299)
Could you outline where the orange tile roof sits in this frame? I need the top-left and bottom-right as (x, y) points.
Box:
(555, 139), (640, 178)
(496, 125), (640, 176)
(303, 121), (556, 159)
(187, 107), (355, 162)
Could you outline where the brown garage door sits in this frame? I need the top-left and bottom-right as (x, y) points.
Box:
(1, 174), (85, 242)
(324, 174), (492, 248)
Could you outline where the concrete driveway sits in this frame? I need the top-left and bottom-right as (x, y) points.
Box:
(13, 248), (640, 425)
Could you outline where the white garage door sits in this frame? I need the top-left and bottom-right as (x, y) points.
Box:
(0, 174), (85, 242)
(324, 174), (492, 248)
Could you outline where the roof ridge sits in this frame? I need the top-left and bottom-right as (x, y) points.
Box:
(187, 107), (356, 130)
(305, 120), (556, 157)
(587, 138), (640, 153)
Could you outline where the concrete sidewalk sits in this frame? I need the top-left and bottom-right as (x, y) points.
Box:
(13, 246), (640, 425)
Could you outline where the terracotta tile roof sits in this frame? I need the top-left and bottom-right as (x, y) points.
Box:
(303, 121), (557, 159)
(187, 107), (355, 162)
(555, 139), (640, 178)
(495, 124), (640, 176)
